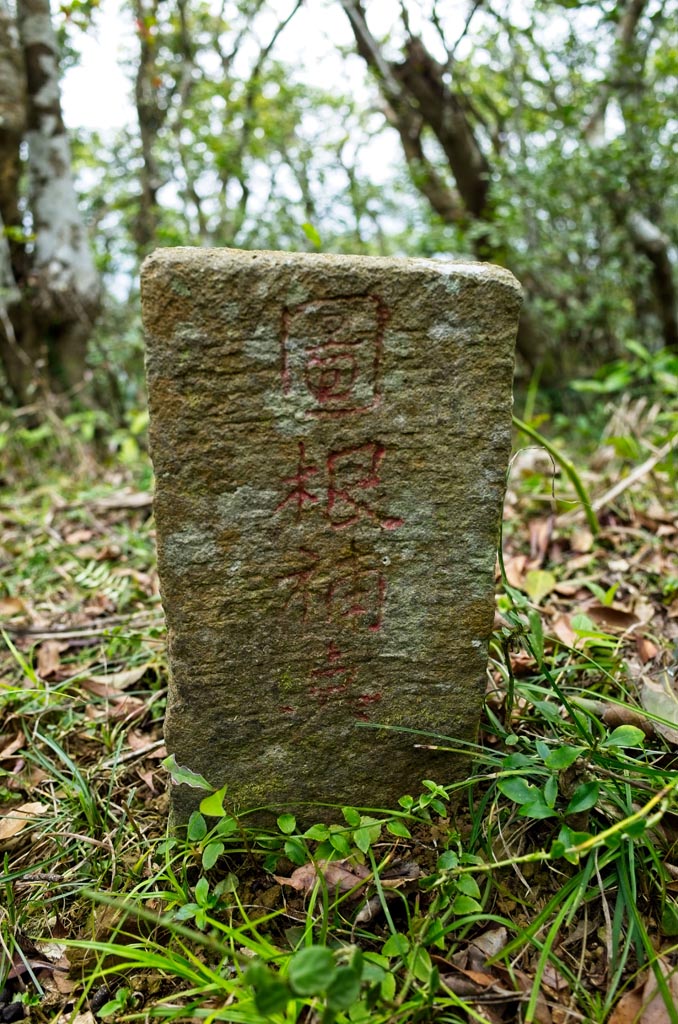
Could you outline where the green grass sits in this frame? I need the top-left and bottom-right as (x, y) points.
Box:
(2, 397), (678, 1023)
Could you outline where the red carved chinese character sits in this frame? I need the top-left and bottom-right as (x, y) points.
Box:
(327, 555), (386, 632)
(275, 442), (319, 520)
(327, 443), (404, 531)
(303, 346), (359, 404)
(309, 641), (357, 703)
(278, 547), (320, 621)
(280, 297), (386, 418)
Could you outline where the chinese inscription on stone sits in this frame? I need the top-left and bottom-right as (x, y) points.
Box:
(142, 248), (522, 822)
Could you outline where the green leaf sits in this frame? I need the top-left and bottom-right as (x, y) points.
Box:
(348, 947), (363, 974)
(288, 946), (337, 996)
(174, 903), (198, 920)
(524, 569), (556, 604)
(162, 755), (212, 790)
(535, 739), (550, 762)
(437, 850), (458, 871)
(254, 979), (291, 1016)
(329, 832), (352, 857)
(565, 780), (599, 815)
(544, 745), (584, 770)
(326, 966), (362, 1011)
(354, 817), (381, 853)
(528, 608), (544, 661)
(200, 785), (228, 817)
(502, 753), (534, 770)
(544, 774), (559, 809)
(380, 971), (396, 1000)
(386, 819), (412, 838)
(277, 813), (297, 835)
(550, 839), (566, 859)
(519, 795), (558, 819)
(216, 816), (238, 835)
(304, 824), (330, 841)
(194, 876), (209, 906)
(602, 725), (646, 749)
(342, 806), (361, 827)
(187, 811), (207, 841)
(246, 962), (291, 1016)
(217, 872), (239, 895)
(284, 838), (307, 865)
(202, 841), (224, 870)
(406, 946), (433, 983)
(497, 776), (537, 804)
(661, 901), (678, 937)
(622, 819), (648, 838)
(382, 933), (409, 958)
(452, 893), (483, 914)
(301, 221), (322, 247)
(363, 952), (389, 973)
(455, 874), (480, 899)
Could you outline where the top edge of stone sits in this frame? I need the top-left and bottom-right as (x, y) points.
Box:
(141, 246), (522, 294)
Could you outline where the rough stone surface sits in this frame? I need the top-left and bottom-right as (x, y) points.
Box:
(142, 248), (522, 822)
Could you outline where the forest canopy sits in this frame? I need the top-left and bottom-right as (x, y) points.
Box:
(0, 0), (676, 410)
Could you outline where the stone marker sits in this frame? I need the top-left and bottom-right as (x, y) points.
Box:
(142, 248), (521, 822)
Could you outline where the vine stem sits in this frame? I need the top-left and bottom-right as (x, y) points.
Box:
(512, 415), (600, 536)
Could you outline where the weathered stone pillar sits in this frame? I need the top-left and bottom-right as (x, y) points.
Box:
(142, 249), (521, 822)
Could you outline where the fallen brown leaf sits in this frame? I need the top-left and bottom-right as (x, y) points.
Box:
(551, 615), (578, 648)
(92, 491), (153, 511)
(0, 801), (49, 842)
(439, 964), (499, 997)
(87, 663), (151, 690)
(639, 958), (678, 1023)
(641, 670), (678, 745)
(606, 987), (647, 1024)
(570, 528), (594, 553)
(37, 639), (68, 679)
(509, 967), (553, 1024)
(468, 926), (508, 969)
(64, 528), (95, 544)
(274, 859), (370, 895)
(601, 704), (654, 737)
(84, 693), (147, 721)
(565, 553), (596, 572)
(637, 637), (659, 663)
(586, 604), (640, 633)
(504, 553), (528, 589)
(0, 733), (24, 760)
(0, 596), (28, 619)
(634, 598), (658, 625)
(354, 895), (382, 923)
(137, 768), (157, 793)
(529, 516), (555, 565)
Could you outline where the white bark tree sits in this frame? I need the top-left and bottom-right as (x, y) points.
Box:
(0, 0), (100, 408)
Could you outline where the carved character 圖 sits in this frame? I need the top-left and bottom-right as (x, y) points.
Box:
(281, 296), (387, 417)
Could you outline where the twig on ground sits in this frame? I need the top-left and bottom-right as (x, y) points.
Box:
(589, 431), (678, 512)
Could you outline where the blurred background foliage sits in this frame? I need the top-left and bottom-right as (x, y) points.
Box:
(0, 0), (676, 434)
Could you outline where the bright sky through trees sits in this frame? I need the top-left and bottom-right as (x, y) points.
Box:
(61, 0), (133, 129)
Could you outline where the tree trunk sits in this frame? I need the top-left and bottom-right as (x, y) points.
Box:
(0, 0), (100, 407)
(18, 0), (100, 395)
(339, 0), (545, 369)
(0, 0), (32, 403)
(132, 0), (163, 254)
(625, 210), (678, 350)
